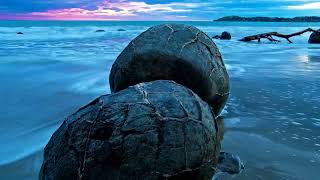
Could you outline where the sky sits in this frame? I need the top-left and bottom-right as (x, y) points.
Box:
(0, 0), (320, 20)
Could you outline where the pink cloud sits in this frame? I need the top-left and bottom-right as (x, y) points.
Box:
(99, 1), (194, 13)
(1, 1), (205, 20)
(29, 7), (136, 20)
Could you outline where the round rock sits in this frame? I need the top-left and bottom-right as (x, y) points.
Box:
(220, 32), (231, 40)
(109, 24), (230, 115)
(217, 152), (244, 175)
(309, 30), (320, 44)
(40, 80), (220, 180)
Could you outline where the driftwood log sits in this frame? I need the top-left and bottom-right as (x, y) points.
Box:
(239, 28), (320, 43)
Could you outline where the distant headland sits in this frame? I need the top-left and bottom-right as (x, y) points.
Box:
(214, 16), (320, 22)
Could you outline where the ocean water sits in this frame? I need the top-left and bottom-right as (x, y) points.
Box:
(0, 21), (319, 180)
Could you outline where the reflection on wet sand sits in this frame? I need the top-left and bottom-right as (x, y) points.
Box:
(213, 117), (245, 180)
(307, 55), (320, 63)
(296, 54), (320, 64)
(220, 116), (320, 180)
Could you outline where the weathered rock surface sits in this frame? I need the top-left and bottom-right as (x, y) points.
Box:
(309, 30), (320, 44)
(40, 80), (221, 180)
(109, 24), (230, 115)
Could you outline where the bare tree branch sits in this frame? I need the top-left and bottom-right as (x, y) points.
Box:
(239, 28), (320, 43)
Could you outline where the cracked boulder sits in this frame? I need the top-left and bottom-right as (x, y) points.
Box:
(109, 24), (230, 115)
(309, 30), (320, 44)
(40, 80), (221, 180)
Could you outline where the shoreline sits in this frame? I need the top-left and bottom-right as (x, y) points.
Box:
(215, 16), (320, 23)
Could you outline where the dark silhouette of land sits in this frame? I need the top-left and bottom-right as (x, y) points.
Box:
(215, 16), (320, 22)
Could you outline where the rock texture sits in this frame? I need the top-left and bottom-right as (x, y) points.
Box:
(40, 80), (221, 180)
(309, 30), (320, 44)
(109, 24), (230, 115)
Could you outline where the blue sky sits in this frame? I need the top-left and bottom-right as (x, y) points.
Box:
(0, 0), (320, 20)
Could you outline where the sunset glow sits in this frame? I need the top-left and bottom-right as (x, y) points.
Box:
(1, 0), (320, 20)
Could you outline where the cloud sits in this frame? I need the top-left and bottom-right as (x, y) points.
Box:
(24, 1), (207, 20)
(29, 7), (136, 20)
(1, 0), (320, 20)
(286, 2), (320, 9)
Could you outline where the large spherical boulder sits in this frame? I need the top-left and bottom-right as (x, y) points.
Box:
(309, 30), (320, 44)
(40, 80), (220, 180)
(109, 24), (230, 115)
(220, 32), (231, 40)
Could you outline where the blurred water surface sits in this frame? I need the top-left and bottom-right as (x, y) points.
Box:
(0, 21), (319, 180)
